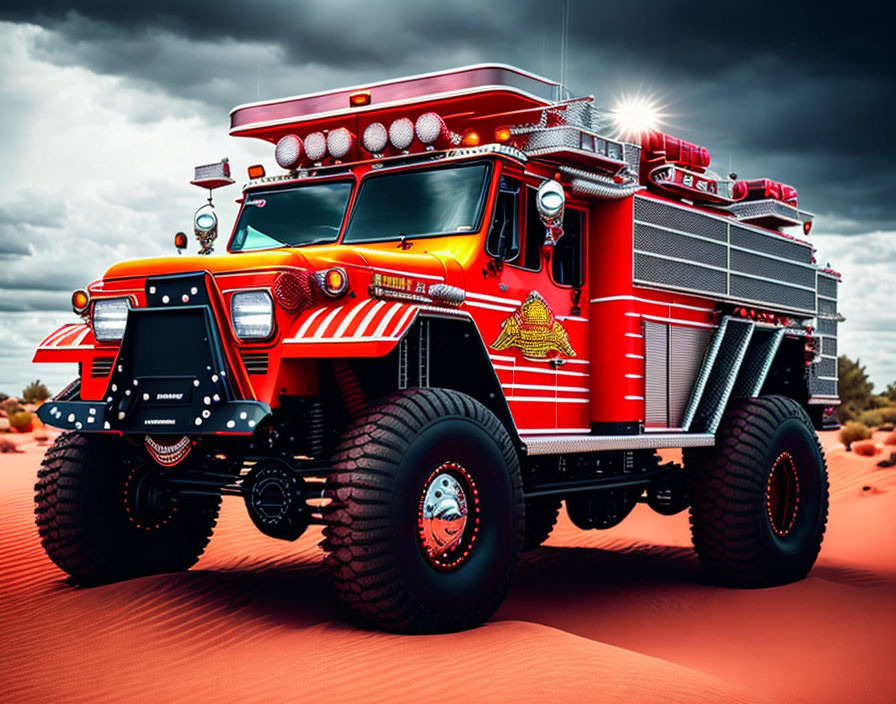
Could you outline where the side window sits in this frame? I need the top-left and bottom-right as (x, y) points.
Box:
(552, 209), (584, 287)
(485, 176), (520, 261)
(517, 187), (545, 271)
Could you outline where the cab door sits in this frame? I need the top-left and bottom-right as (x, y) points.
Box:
(476, 172), (589, 435)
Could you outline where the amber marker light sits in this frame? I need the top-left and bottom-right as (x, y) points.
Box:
(72, 289), (90, 315)
(350, 91), (371, 107)
(494, 127), (511, 143)
(174, 231), (188, 250)
(322, 267), (348, 297)
(461, 130), (480, 147)
(247, 164), (266, 179)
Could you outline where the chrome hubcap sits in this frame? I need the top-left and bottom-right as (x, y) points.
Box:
(417, 462), (478, 570)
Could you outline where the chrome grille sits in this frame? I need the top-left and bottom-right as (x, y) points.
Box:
(634, 254), (727, 294)
(730, 249), (816, 288)
(635, 224), (727, 267)
(91, 357), (115, 378)
(821, 337), (837, 356)
(644, 321), (668, 426)
(818, 297), (837, 316)
(817, 276), (837, 298)
(634, 198), (726, 241)
(729, 275), (815, 311)
(729, 225), (811, 263)
(817, 318), (837, 336)
(815, 357), (837, 378)
(669, 326), (713, 428)
(240, 351), (269, 375)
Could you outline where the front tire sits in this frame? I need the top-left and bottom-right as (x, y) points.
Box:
(686, 396), (829, 587)
(323, 388), (524, 633)
(35, 433), (221, 585)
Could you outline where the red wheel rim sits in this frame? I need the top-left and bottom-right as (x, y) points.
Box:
(766, 451), (800, 537)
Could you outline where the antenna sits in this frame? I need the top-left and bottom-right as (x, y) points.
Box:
(559, 0), (570, 94)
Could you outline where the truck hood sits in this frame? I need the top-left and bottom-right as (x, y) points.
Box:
(102, 245), (462, 287)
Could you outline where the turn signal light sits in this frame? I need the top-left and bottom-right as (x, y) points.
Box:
(461, 130), (480, 147)
(318, 267), (349, 297)
(349, 91), (371, 107)
(247, 164), (266, 179)
(72, 289), (90, 315)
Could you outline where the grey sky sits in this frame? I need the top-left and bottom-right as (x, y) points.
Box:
(0, 0), (893, 394)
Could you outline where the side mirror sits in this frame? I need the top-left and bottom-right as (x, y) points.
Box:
(536, 179), (565, 246)
(193, 204), (218, 256)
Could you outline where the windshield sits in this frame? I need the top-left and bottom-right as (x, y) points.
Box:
(343, 162), (490, 243)
(230, 181), (352, 251)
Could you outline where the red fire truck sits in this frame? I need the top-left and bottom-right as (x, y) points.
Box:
(34, 65), (840, 633)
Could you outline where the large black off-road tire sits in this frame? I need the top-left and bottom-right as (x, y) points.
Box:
(686, 396), (829, 587)
(35, 433), (221, 585)
(523, 498), (562, 550)
(322, 388), (524, 633)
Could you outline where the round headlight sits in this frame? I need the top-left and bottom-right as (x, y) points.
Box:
(536, 180), (566, 221)
(389, 118), (414, 151)
(362, 122), (388, 154)
(304, 131), (327, 163)
(415, 112), (448, 147)
(275, 134), (303, 169)
(327, 127), (355, 160)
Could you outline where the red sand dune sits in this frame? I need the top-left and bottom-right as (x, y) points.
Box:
(2, 430), (895, 703)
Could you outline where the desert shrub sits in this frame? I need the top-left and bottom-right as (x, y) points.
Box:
(839, 421), (872, 450)
(857, 409), (885, 428)
(0, 436), (22, 453)
(8, 411), (34, 433)
(1, 397), (21, 417)
(878, 407), (896, 425)
(21, 380), (51, 404)
(852, 440), (880, 457)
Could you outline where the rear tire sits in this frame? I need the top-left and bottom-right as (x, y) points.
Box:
(523, 498), (561, 550)
(35, 433), (221, 585)
(686, 396), (828, 587)
(323, 388), (524, 633)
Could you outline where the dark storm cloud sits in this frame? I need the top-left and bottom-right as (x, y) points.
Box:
(1, 0), (894, 230)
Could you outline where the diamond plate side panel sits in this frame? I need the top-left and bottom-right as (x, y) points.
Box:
(669, 326), (714, 428)
(644, 321), (668, 426)
(691, 318), (755, 433)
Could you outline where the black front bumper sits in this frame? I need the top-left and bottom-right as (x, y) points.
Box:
(39, 272), (270, 436)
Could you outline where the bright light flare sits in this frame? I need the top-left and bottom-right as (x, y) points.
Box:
(608, 93), (667, 142)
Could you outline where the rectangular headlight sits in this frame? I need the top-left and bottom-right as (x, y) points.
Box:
(92, 298), (130, 342)
(231, 291), (273, 339)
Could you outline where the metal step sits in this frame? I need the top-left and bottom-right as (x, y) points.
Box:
(523, 432), (715, 456)
(684, 316), (755, 434)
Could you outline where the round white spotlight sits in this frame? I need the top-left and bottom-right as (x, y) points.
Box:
(327, 127), (354, 160)
(415, 112), (448, 147)
(275, 134), (303, 169)
(304, 131), (327, 162)
(389, 117), (415, 151)
(362, 122), (388, 154)
(608, 93), (667, 142)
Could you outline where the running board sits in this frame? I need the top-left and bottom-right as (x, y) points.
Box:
(523, 433), (715, 456)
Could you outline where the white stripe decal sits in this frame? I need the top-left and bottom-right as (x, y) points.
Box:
(44, 326), (79, 346)
(488, 354), (516, 363)
(354, 299), (388, 337)
(373, 303), (405, 337)
(642, 314), (716, 329)
(508, 396), (589, 404)
(493, 364), (589, 378)
(589, 294), (715, 313)
(283, 336), (397, 344)
(508, 383), (590, 392)
(465, 300), (517, 313)
(625, 395), (645, 401)
(388, 305), (418, 337)
(292, 307), (327, 339)
(519, 428), (591, 435)
(70, 327), (92, 347)
(333, 299), (372, 338)
(465, 291), (523, 306)
(38, 344), (95, 351)
(312, 306), (344, 339)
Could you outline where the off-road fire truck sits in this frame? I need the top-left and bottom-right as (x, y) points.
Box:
(35, 65), (841, 633)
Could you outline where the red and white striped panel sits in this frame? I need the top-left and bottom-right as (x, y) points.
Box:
(283, 299), (419, 344)
(38, 323), (95, 350)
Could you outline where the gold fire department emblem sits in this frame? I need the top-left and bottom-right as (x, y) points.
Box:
(491, 291), (576, 361)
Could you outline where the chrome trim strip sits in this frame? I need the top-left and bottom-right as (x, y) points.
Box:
(681, 317), (730, 431)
